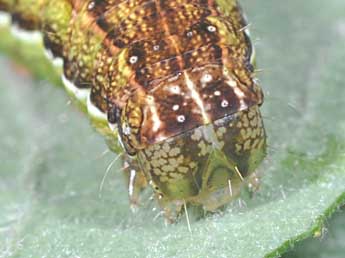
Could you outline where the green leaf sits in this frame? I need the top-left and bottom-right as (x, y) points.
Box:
(0, 0), (345, 257)
(282, 209), (345, 258)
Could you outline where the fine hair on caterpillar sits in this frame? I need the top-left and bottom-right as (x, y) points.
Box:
(0, 0), (268, 222)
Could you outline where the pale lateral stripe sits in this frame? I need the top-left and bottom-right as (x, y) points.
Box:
(10, 25), (42, 43)
(183, 72), (210, 124)
(44, 48), (63, 68)
(61, 74), (90, 102)
(147, 95), (162, 132)
(0, 11), (10, 26)
(87, 94), (107, 121)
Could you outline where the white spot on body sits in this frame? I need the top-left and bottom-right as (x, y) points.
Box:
(169, 85), (181, 94)
(201, 73), (213, 84)
(186, 31), (193, 37)
(172, 104), (180, 111)
(177, 115), (185, 123)
(88, 1), (95, 10)
(221, 100), (229, 108)
(207, 25), (217, 32)
(214, 90), (221, 96)
(129, 55), (138, 64)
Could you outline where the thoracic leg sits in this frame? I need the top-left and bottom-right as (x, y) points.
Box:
(122, 155), (148, 212)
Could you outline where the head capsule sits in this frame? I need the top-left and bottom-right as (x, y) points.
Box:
(120, 104), (266, 213)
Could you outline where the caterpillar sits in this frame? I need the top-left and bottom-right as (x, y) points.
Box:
(0, 0), (266, 221)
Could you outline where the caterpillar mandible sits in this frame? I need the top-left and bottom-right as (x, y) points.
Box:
(0, 0), (266, 221)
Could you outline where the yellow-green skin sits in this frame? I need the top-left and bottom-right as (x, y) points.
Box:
(0, 0), (266, 220)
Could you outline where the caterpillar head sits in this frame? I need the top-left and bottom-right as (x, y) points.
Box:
(132, 106), (266, 210)
(117, 65), (266, 211)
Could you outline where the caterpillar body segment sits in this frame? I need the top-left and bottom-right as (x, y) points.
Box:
(0, 0), (266, 220)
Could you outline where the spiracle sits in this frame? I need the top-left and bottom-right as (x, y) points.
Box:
(0, 0), (266, 221)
